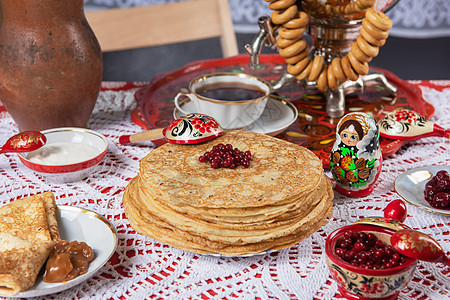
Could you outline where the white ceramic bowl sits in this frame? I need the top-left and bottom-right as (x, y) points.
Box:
(18, 127), (108, 183)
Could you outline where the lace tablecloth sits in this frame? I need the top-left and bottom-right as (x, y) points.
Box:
(0, 80), (449, 300)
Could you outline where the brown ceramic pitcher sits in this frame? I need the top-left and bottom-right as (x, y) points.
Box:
(0, 0), (102, 131)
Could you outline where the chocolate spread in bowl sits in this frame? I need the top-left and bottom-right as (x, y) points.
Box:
(43, 240), (95, 283)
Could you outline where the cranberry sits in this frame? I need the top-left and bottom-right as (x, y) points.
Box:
(367, 233), (376, 241)
(433, 192), (450, 208)
(199, 143), (252, 169)
(353, 242), (365, 252)
(335, 248), (344, 257)
(384, 245), (394, 257)
(424, 170), (450, 209)
(436, 170), (450, 181)
(344, 231), (352, 239)
(344, 250), (355, 261)
(374, 249), (384, 259)
(375, 240), (384, 247)
(334, 230), (407, 270)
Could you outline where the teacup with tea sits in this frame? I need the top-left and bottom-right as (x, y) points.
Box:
(174, 73), (271, 129)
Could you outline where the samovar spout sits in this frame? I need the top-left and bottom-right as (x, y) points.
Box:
(245, 16), (276, 67)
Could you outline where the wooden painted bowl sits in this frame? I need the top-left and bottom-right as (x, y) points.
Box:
(325, 224), (417, 300)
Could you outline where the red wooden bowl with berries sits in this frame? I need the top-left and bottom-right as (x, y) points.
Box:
(325, 224), (417, 300)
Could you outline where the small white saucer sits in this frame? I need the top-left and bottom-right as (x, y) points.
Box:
(173, 95), (298, 136)
(13, 205), (117, 298)
(394, 165), (450, 216)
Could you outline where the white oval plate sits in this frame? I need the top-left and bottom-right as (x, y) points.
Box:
(394, 165), (450, 216)
(174, 95), (298, 136)
(13, 205), (117, 298)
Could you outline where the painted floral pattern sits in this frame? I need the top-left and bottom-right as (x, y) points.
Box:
(328, 261), (416, 299)
(164, 113), (223, 143)
(11, 131), (44, 150)
(379, 109), (430, 137)
(392, 230), (444, 261)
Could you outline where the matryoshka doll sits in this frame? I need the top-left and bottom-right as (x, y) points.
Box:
(330, 112), (382, 197)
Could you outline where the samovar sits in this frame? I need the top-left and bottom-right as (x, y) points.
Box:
(245, 0), (400, 117)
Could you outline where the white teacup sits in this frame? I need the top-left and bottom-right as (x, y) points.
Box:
(174, 73), (271, 129)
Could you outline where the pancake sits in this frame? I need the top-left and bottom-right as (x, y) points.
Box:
(0, 192), (60, 296)
(123, 130), (334, 256)
(144, 171), (328, 219)
(124, 188), (332, 255)
(127, 176), (332, 234)
(36, 192), (60, 242)
(0, 195), (52, 243)
(137, 174), (329, 225)
(0, 232), (54, 296)
(139, 130), (325, 208)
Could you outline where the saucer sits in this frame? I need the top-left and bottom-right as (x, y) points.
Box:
(394, 165), (450, 216)
(13, 205), (117, 298)
(173, 95), (298, 136)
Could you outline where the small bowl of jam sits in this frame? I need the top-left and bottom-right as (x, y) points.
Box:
(325, 223), (417, 300)
(18, 127), (108, 183)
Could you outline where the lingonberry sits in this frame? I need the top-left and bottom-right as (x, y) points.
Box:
(334, 230), (407, 270)
(199, 143), (252, 169)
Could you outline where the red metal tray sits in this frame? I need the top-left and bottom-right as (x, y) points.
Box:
(133, 54), (433, 168)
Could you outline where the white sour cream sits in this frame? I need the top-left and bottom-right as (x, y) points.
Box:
(27, 142), (100, 165)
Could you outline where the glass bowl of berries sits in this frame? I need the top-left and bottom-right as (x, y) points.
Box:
(325, 223), (417, 300)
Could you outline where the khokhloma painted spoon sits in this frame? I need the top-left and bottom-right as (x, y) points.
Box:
(0, 131), (46, 153)
(119, 113), (223, 145)
(378, 109), (449, 141)
(391, 229), (450, 266)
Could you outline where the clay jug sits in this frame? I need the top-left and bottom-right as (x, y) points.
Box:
(0, 0), (102, 131)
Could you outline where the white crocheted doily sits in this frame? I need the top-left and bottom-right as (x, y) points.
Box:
(0, 81), (449, 299)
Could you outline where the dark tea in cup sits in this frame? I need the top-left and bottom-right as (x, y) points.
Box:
(195, 82), (266, 102)
(174, 73), (271, 129)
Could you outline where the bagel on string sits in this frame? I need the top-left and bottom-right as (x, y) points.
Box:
(317, 66), (328, 92)
(267, 0), (392, 91)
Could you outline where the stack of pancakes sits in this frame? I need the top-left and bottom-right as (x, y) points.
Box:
(123, 130), (333, 256)
(0, 192), (60, 296)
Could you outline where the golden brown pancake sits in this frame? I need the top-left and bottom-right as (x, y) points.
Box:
(36, 192), (60, 242)
(139, 130), (325, 208)
(0, 232), (54, 296)
(123, 130), (334, 256)
(0, 192), (60, 296)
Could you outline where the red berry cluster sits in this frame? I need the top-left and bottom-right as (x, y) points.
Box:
(335, 231), (407, 270)
(199, 143), (252, 169)
(190, 116), (220, 133)
(424, 170), (450, 209)
(394, 110), (418, 123)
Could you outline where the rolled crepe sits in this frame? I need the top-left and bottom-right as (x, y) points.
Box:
(0, 232), (54, 296)
(0, 192), (60, 295)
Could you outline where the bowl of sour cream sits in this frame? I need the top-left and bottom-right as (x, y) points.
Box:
(18, 127), (108, 183)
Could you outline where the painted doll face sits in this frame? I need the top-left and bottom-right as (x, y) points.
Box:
(340, 125), (360, 146)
